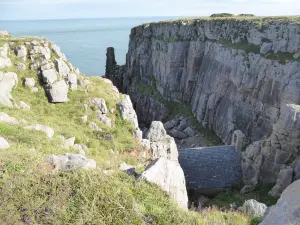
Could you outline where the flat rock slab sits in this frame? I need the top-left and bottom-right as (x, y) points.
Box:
(48, 154), (96, 171)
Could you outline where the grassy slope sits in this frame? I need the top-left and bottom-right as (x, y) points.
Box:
(0, 37), (253, 224)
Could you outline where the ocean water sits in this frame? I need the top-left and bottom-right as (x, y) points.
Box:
(0, 17), (181, 76)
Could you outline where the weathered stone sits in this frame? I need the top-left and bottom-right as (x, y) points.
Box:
(183, 126), (196, 137)
(14, 45), (27, 60)
(23, 78), (35, 89)
(19, 101), (30, 110)
(16, 63), (26, 71)
(120, 162), (136, 176)
(42, 69), (58, 85)
(269, 167), (293, 197)
(240, 199), (267, 217)
(0, 72), (18, 106)
(0, 137), (10, 150)
(81, 115), (88, 123)
(67, 73), (77, 90)
(73, 144), (87, 156)
(260, 180), (300, 225)
(260, 42), (273, 54)
(0, 112), (19, 124)
(98, 114), (112, 128)
(89, 122), (101, 131)
(92, 98), (108, 114)
(169, 129), (188, 139)
(0, 31), (10, 36)
(30, 46), (51, 60)
(231, 130), (246, 151)
(140, 158), (188, 209)
(25, 124), (54, 139)
(116, 95), (139, 129)
(141, 139), (151, 149)
(51, 44), (67, 61)
(47, 80), (68, 103)
(55, 58), (70, 78)
(146, 121), (167, 142)
(48, 154), (96, 171)
(64, 137), (75, 148)
(31, 87), (39, 93)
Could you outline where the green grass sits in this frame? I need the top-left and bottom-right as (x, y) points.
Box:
(218, 40), (260, 54)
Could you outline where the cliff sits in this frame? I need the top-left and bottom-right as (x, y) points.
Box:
(107, 16), (300, 192)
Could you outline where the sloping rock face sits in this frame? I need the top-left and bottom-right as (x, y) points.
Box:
(106, 18), (300, 188)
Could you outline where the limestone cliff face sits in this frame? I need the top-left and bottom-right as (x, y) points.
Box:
(107, 18), (300, 186)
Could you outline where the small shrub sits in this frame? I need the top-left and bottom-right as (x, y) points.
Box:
(210, 13), (234, 18)
(250, 216), (263, 225)
(238, 14), (255, 17)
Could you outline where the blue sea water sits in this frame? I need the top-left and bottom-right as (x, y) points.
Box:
(0, 17), (181, 76)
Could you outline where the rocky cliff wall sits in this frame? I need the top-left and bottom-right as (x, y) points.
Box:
(106, 17), (300, 191)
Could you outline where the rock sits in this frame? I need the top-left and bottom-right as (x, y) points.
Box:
(293, 52), (300, 59)
(92, 98), (108, 114)
(0, 137), (10, 149)
(24, 124), (54, 139)
(14, 45), (27, 60)
(30, 46), (51, 60)
(31, 87), (39, 93)
(260, 180), (300, 225)
(47, 80), (69, 103)
(140, 158), (188, 209)
(89, 122), (101, 131)
(83, 104), (88, 111)
(0, 112), (19, 124)
(120, 162), (136, 176)
(183, 126), (196, 137)
(0, 57), (12, 69)
(146, 121), (167, 142)
(51, 44), (67, 61)
(133, 129), (143, 140)
(291, 157), (300, 180)
(73, 144), (87, 155)
(67, 73), (77, 90)
(16, 63), (26, 71)
(269, 168), (293, 197)
(48, 154), (96, 171)
(81, 115), (88, 123)
(40, 60), (53, 71)
(103, 134), (114, 141)
(55, 58), (70, 78)
(42, 69), (58, 85)
(164, 120), (176, 130)
(260, 42), (273, 54)
(0, 31), (9, 36)
(232, 130), (246, 151)
(23, 78), (35, 89)
(141, 139), (151, 149)
(0, 72), (18, 106)
(169, 129), (188, 139)
(116, 95), (139, 129)
(98, 114), (112, 128)
(240, 199), (267, 217)
(64, 137), (75, 148)
(19, 101), (30, 110)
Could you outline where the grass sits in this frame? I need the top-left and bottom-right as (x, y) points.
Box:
(218, 40), (260, 54)
(0, 36), (256, 224)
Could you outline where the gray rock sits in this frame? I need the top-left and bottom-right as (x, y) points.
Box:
(23, 78), (35, 89)
(81, 115), (88, 123)
(47, 80), (69, 103)
(260, 180), (300, 225)
(64, 137), (75, 148)
(92, 98), (108, 114)
(133, 129), (143, 140)
(269, 168), (293, 197)
(19, 101), (30, 110)
(31, 87), (39, 93)
(120, 162), (136, 176)
(48, 154), (96, 171)
(98, 114), (112, 128)
(260, 42), (273, 54)
(25, 124), (54, 139)
(42, 69), (58, 85)
(140, 158), (188, 209)
(0, 112), (19, 124)
(0, 57), (12, 69)
(291, 157), (300, 180)
(241, 199), (267, 217)
(14, 45), (27, 60)
(146, 121), (167, 142)
(116, 95), (139, 129)
(141, 139), (151, 149)
(51, 44), (67, 61)
(55, 58), (70, 78)
(0, 72), (18, 106)
(170, 129), (188, 139)
(0, 137), (10, 149)
(67, 73), (77, 90)
(103, 134), (114, 141)
(183, 126), (196, 137)
(16, 63), (26, 71)
(30, 46), (51, 60)
(89, 122), (102, 131)
(73, 144), (87, 155)
(164, 120), (176, 130)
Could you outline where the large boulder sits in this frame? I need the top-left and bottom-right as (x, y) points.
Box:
(260, 180), (300, 225)
(14, 45), (27, 60)
(240, 199), (267, 217)
(23, 78), (35, 89)
(51, 44), (67, 61)
(140, 158), (188, 209)
(24, 124), (54, 139)
(42, 69), (58, 85)
(0, 137), (10, 150)
(30, 46), (51, 60)
(269, 168), (293, 197)
(0, 72), (18, 106)
(48, 154), (96, 171)
(67, 73), (77, 90)
(47, 80), (69, 103)
(0, 112), (19, 124)
(0, 44), (12, 69)
(146, 121), (167, 142)
(116, 95), (139, 129)
(55, 58), (70, 78)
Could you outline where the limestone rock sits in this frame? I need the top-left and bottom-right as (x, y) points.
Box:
(0, 44), (12, 69)
(25, 124), (54, 139)
(98, 114), (112, 128)
(19, 101), (30, 110)
(51, 44), (67, 61)
(241, 199), (267, 217)
(81, 115), (88, 123)
(14, 45), (27, 60)
(146, 121), (167, 142)
(0, 112), (19, 124)
(169, 129), (188, 139)
(64, 137), (75, 148)
(73, 144), (87, 155)
(260, 180), (300, 225)
(42, 69), (58, 85)
(23, 78), (35, 89)
(0, 72), (18, 106)
(141, 139), (151, 150)
(140, 158), (188, 209)
(269, 168), (293, 197)
(55, 58), (70, 78)
(31, 87), (39, 93)
(47, 80), (68, 103)
(116, 95), (139, 129)
(16, 63), (26, 71)
(67, 73), (77, 90)
(0, 137), (10, 150)
(120, 162), (136, 175)
(260, 43), (272, 54)
(89, 122), (101, 131)
(30, 46), (51, 60)
(48, 154), (96, 171)
(0, 31), (9, 36)
(92, 98), (108, 114)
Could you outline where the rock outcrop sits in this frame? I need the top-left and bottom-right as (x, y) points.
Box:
(0, 72), (18, 106)
(0, 137), (10, 150)
(48, 154), (96, 171)
(240, 199), (267, 217)
(106, 18), (300, 190)
(260, 180), (300, 225)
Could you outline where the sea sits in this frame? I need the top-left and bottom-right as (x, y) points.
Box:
(0, 17), (182, 76)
